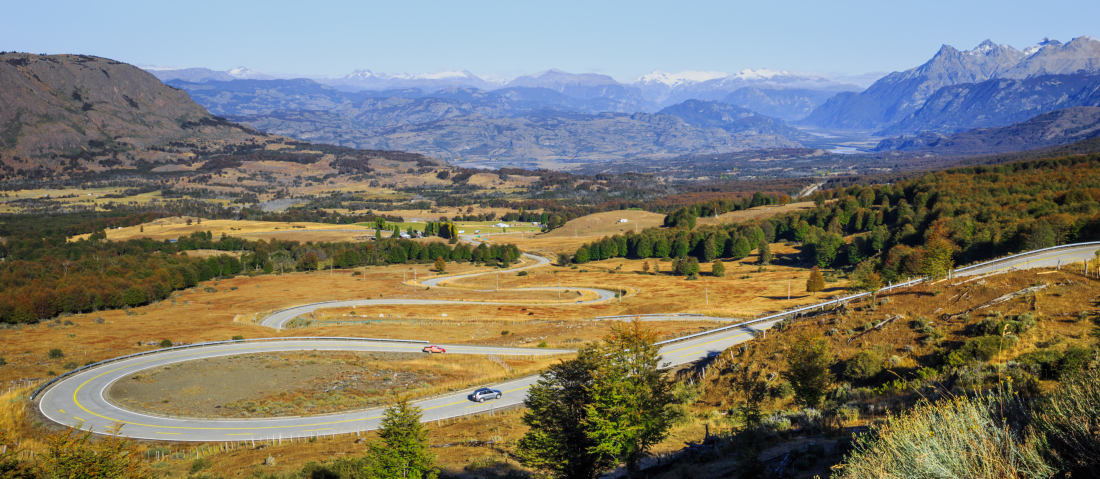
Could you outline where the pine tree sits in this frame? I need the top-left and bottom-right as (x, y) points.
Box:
(806, 266), (825, 295)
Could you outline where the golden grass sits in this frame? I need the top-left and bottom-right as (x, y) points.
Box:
(68, 217), (375, 242)
(695, 201), (818, 226)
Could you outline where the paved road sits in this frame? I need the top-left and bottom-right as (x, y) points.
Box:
(956, 243), (1100, 277)
(38, 327), (766, 442)
(36, 243), (1100, 441)
(260, 253), (615, 329)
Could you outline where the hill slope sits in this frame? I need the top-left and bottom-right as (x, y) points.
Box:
(875, 106), (1100, 155)
(0, 53), (259, 175)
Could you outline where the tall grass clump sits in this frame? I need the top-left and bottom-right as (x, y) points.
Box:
(836, 391), (1052, 479)
(1031, 370), (1100, 475)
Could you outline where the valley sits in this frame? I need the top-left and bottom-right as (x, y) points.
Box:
(5, 9), (1100, 479)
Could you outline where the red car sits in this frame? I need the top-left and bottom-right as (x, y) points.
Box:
(422, 345), (446, 353)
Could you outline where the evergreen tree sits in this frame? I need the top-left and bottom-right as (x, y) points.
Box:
(586, 322), (674, 476)
(730, 236), (752, 260)
(806, 266), (825, 295)
(574, 247), (590, 264)
(703, 237), (717, 262)
(711, 260), (725, 277)
(362, 399), (437, 479)
(516, 347), (612, 479)
(781, 335), (834, 409)
(682, 257), (700, 279)
(758, 241), (772, 265)
(654, 237), (671, 258)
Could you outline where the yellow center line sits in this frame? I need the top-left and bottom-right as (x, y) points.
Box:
(665, 333), (749, 355)
(422, 400), (467, 411)
(504, 386), (530, 393)
(73, 417), (84, 422)
(59, 409), (65, 414)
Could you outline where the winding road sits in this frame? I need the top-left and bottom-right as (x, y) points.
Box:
(34, 240), (1100, 441)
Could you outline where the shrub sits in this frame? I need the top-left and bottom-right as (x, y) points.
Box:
(948, 335), (1019, 365)
(48, 349), (64, 359)
(1055, 346), (1093, 378)
(231, 335), (245, 341)
(63, 361), (79, 370)
(845, 350), (883, 380)
(190, 457), (208, 473)
(1016, 349), (1064, 379)
(1031, 369), (1100, 475)
(837, 393), (1052, 478)
(159, 339), (173, 348)
(517, 270), (528, 276)
(770, 381), (794, 399)
(536, 341), (548, 348)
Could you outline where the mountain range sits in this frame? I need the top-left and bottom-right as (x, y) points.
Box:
(805, 36), (1100, 135)
(148, 66), (862, 120)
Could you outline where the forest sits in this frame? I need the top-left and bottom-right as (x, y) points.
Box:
(573, 152), (1100, 282)
(0, 219), (521, 324)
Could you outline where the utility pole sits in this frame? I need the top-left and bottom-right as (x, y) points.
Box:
(705, 288), (708, 306)
(788, 280), (791, 300)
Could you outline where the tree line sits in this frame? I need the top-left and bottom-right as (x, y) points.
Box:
(0, 219), (521, 324)
(613, 153), (1100, 284)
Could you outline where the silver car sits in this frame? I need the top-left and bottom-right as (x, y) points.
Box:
(470, 387), (502, 403)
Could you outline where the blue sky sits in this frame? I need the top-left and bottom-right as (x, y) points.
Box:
(3, 0), (1097, 83)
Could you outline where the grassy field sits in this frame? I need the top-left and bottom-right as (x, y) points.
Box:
(695, 201), (818, 226)
(69, 216), (375, 242)
(108, 350), (563, 419)
(359, 220), (544, 236)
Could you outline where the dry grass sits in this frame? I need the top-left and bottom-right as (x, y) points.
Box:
(693, 268), (1098, 415)
(695, 201), (818, 226)
(0, 261), (548, 384)
(109, 351), (566, 419)
(68, 216), (375, 243)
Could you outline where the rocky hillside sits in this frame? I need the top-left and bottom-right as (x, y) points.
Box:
(874, 106), (1100, 155)
(879, 75), (1100, 136)
(0, 53), (260, 176)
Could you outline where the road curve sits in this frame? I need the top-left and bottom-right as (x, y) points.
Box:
(261, 253), (615, 329)
(37, 243), (1100, 441)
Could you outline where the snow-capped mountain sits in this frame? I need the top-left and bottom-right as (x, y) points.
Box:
(631, 68), (861, 107)
(144, 66), (281, 83)
(1002, 36), (1100, 79)
(636, 70), (728, 88)
(805, 36), (1100, 135)
(319, 69), (499, 92)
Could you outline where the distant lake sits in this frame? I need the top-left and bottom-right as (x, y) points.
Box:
(829, 147), (861, 154)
